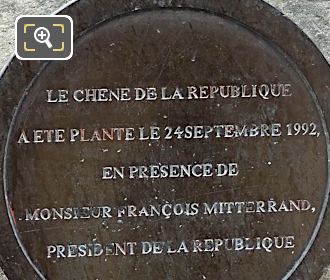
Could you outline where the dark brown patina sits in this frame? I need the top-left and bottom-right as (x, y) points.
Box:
(0, 1), (329, 279)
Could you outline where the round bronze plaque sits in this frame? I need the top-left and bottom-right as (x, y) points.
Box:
(0, 1), (329, 279)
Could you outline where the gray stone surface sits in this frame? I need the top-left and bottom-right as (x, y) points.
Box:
(0, 0), (329, 279)
(269, 0), (330, 63)
(0, 0), (68, 70)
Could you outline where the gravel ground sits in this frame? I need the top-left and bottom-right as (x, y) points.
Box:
(0, 0), (329, 279)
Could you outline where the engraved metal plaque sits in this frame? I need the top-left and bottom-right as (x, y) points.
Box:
(0, 1), (329, 279)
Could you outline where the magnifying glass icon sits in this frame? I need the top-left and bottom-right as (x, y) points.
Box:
(34, 27), (53, 49)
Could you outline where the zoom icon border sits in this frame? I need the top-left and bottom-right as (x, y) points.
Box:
(15, 15), (73, 60)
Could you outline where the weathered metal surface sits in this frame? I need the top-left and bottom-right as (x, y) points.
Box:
(0, 1), (329, 279)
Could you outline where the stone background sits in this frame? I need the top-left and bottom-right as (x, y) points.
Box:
(0, 0), (329, 279)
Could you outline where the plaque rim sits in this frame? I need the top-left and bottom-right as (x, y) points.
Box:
(0, 1), (329, 279)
